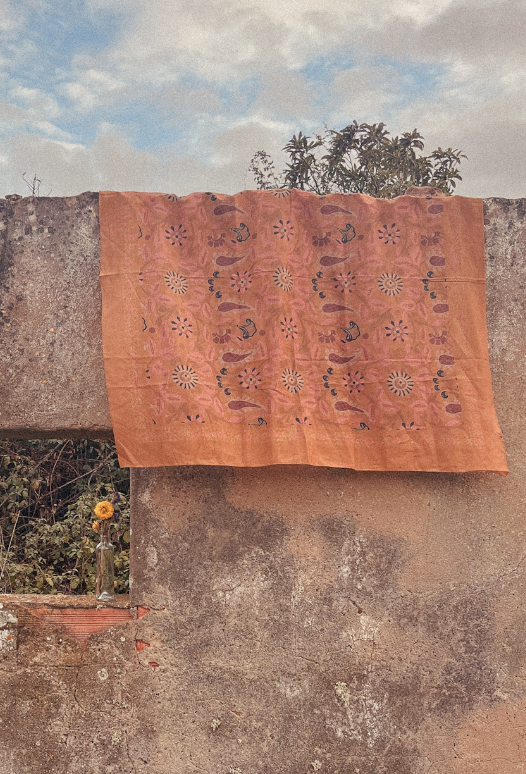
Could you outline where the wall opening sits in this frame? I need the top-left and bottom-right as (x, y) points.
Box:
(0, 438), (129, 596)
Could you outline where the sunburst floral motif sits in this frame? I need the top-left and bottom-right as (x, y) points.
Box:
(165, 224), (187, 246)
(387, 371), (414, 397)
(171, 317), (193, 338)
(280, 318), (297, 339)
(385, 320), (408, 342)
(172, 365), (199, 389)
(230, 270), (252, 292)
(238, 367), (261, 390)
(378, 272), (403, 296)
(165, 272), (188, 294)
(333, 272), (356, 294)
(273, 219), (294, 240)
(343, 371), (365, 393)
(273, 267), (293, 292)
(281, 368), (304, 393)
(378, 223), (400, 244)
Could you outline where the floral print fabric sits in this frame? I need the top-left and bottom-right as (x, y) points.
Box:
(99, 189), (507, 472)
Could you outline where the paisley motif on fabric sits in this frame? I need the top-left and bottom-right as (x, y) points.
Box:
(99, 189), (507, 473)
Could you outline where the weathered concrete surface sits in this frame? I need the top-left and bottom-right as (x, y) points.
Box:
(126, 198), (526, 772)
(0, 595), (153, 774)
(129, 462), (526, 773)
(0, 195), (525, 773)
(0, 192), (112, 438)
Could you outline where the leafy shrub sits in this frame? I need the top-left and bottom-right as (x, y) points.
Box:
(250, 122), (465, 198)
(0, 439), (130, 595)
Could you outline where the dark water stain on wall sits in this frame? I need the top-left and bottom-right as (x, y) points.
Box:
(129, 467), (506, 773)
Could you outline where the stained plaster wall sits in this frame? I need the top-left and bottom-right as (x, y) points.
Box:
(0, 193), (525, 773)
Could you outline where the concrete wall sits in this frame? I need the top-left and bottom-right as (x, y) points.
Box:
(1, 193), (526, 773)
(0, 594), (145, 774)
(0, 192), (111, 438)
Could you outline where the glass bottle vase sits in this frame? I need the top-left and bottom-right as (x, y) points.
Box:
(96, 519), (115, 601)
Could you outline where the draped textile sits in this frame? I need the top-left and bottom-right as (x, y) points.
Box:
(99, 189), (507, 473)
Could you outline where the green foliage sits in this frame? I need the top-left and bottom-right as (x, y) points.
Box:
(0, 439), (129, 595)
(250, 122), (466, 198)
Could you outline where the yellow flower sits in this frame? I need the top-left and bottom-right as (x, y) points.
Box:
(92, 520), (100, 532)
(94, 501), (114, 520)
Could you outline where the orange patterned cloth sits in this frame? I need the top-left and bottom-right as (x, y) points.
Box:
(99, 189), (507, 472)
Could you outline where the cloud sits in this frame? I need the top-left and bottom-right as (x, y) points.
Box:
(0, 102), (27, 130)
(372, 0), (526, 66)
(211, 117), (292, 165)
(251, 71), (317, 121)
(329, 66), (401, 125)
(392, 88), (526, 198)
(0, 84), (69, 142)
(0, 128), (159, 197)
(0, 0), (24, 32)
(0, 0), (525, 199)
(63, 0), (464, 91)
(9, 85), (61, 120)
(0, 116), (291, 198)
(32, 121), (72, 140)
(152, 84), (223, 118)
(84, 0), (139, 10)
(61, 69), (127, 112)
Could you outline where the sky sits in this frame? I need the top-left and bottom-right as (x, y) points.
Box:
(0, 0), (524, 199)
